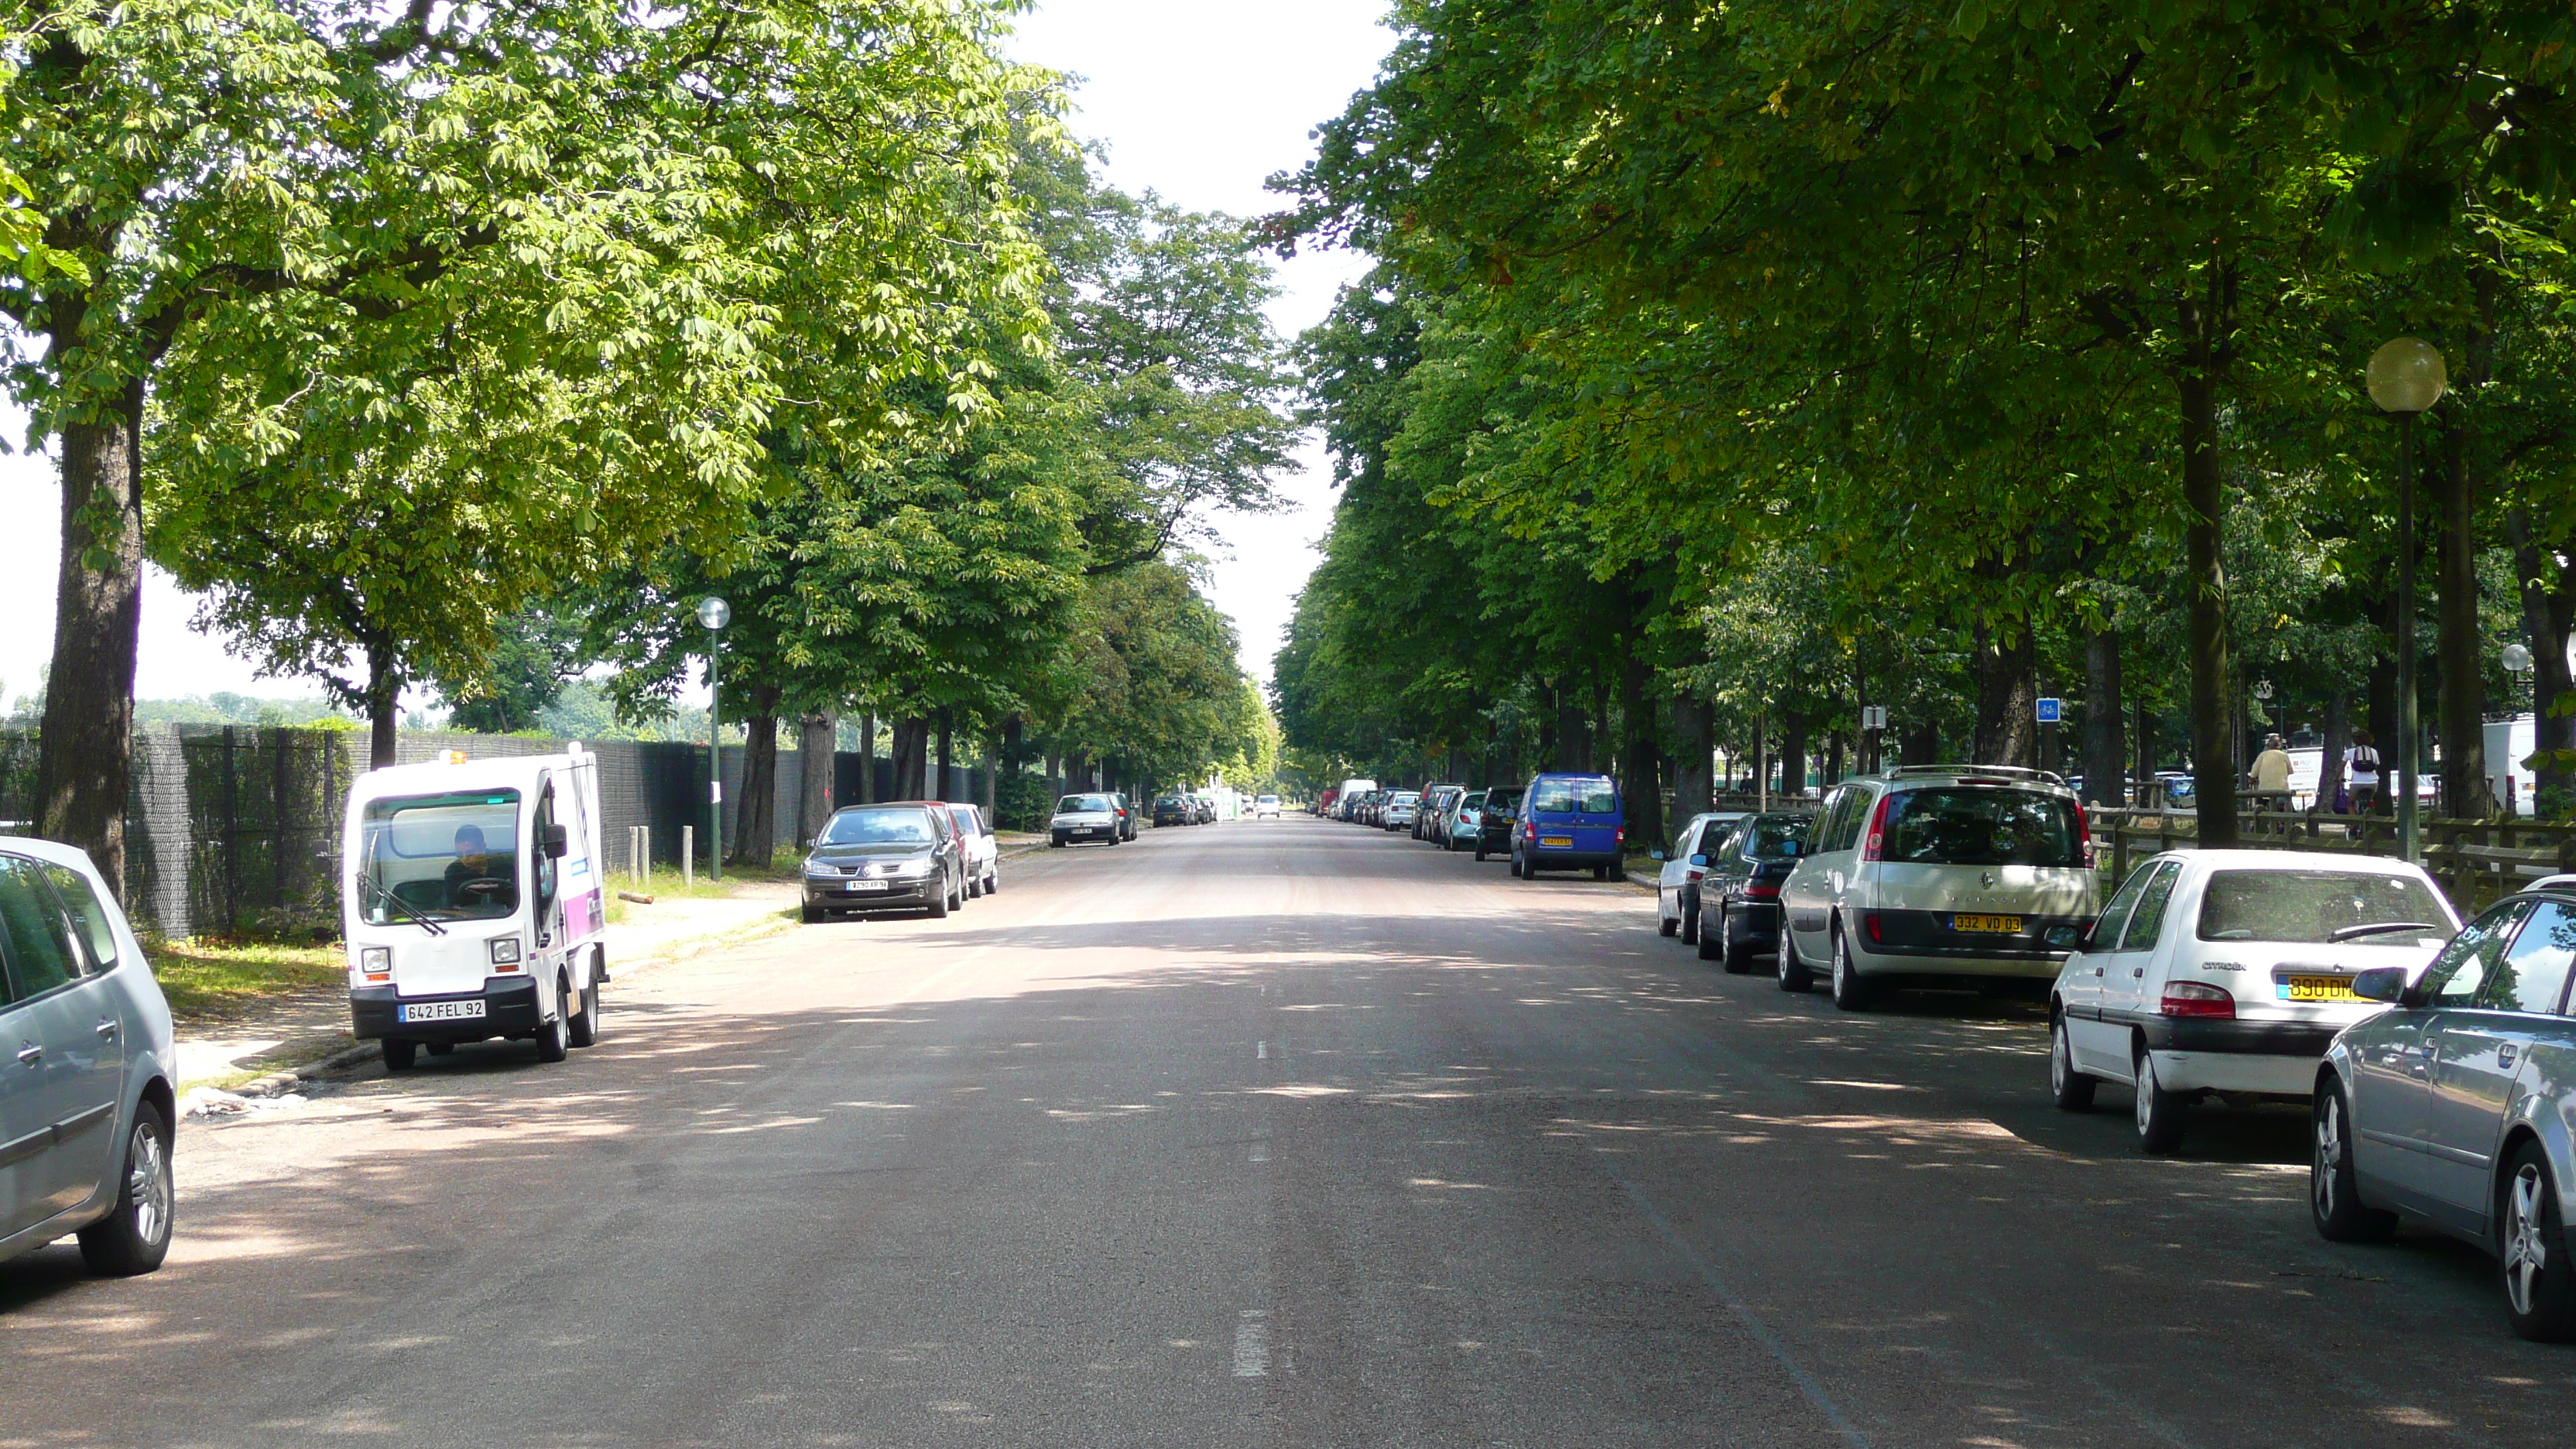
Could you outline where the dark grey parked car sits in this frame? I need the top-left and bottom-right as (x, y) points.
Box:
(800, 804), (966, 923)
(2316, 886), (2576, 1339)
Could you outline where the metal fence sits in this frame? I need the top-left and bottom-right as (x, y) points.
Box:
(0, 727), (978, 940)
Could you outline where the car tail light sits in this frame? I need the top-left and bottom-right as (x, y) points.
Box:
(1858, 793), (1894, 862)
(1524, 822), (1536, 841)
(1744, 881), (1780, 899)
(2071, 798), (2093, 869)
(2160, 981), (2235, 1019)
(1616, 826), (1625, 845)
(1684, 868), (1704, 882)
(1864, 911), (1883, 944)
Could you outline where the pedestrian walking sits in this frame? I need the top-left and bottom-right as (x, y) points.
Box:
(2348, 728), (2382, 815)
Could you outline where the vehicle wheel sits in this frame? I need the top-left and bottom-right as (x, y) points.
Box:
(1680, 900), (1700, 945)
(1051, 834), (1067, 848)
(1697, 907), (1726, 964)
(383, 1038), (418, 1072)
(985, 868), (999, 896)
(1721, 912), (1755, 973)
(2049, 1016), (2097, 1112)
(534, 987), (571, 1064)
(965, 873), (981, 900)
(951, 875), (965, 910)
(426, 1042), (455, 1057)
(77, 1099), (172, 1276)
(568, 975), (601, 1048)
(2132, 1044), (2187, 1153)
(1594, 863), (1612, 882)
(1829, 927), (1874, 1011)
(1509, 853), (1522, 878)
(2502, 1140), (2576, 1341)
(1475, 844), (1488, 862)
(2311, 1080), (2395, 1243)
(1658, 901), (1679, 938)
(801, 902), (823, 924)
(926, 876), (952, 917)
(1777, 933), (1815, 992)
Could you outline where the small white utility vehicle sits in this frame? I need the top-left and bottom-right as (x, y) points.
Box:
(343, 747), (610, 1070)
(2050, 849), (2457, 1153)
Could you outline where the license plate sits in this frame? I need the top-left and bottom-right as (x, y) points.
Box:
(400, 999), (485, 1023)
(1540, 836), (1573, 848)
(1952, 913), (2023, 933)
(844, 879), (888, 892)
(2279, 975), (2358, 1003)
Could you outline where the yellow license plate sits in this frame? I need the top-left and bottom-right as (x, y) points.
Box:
(2279, 975), (2358, 1003)
(1540, 836), (1573, 848)
(1951, 913), (2023, 933)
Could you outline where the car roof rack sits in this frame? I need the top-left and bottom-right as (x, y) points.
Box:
(1883, 763), (2071, 789)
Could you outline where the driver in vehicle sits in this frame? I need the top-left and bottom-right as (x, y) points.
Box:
(445, 824), (516, 909)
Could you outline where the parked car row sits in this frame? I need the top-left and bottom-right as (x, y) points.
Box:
(1344, 772), (1627, 881)
(1049, 791), (1137, 848)
(803, 800), (1003, 923)
(1153, 794), (1218, 827)
(1642, 761), (2576, 1341)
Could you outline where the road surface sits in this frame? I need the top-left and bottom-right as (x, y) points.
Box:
(3, 817), (2568, 1447)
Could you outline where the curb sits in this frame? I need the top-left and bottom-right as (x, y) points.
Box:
(232, 1039), (377, 1097)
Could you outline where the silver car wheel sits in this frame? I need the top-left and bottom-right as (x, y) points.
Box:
(2313, 1093), (2345, 1223)
(2050, 1022), (2071, 1097)
(128, 1116), (173, 1250)
(2509, 1163), (2550, 1317)
(2135, 1053), (2156, 1136)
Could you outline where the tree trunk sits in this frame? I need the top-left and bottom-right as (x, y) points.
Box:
(2132, 700), (2153, 800)
(1555, 677), (1586, 771)
(1618, 656), (1661, 848)
(1901, 714), (1937, 769)
(1669, 693), (1713, 819)
(2437, 413), (2488, 815)
(2319, 693), (2349, 812)
(2513, 508), (2576, 816)
(2081, 629), (2125, 806)
(728, 690), (781, 867)
(1778, 708), (1807, 799)
(1972, 622), (2037, 766)
(1588, 675), (1610, 774)
(982, 735), (999, 817)
(2177, 294), (2238, 846)
(2366, 656), (2398, 815)
(35, 388), (146, 897)
(857, 715), (876, 803)
(892, 717), (927, 800)
(366, 638), (401, 769)
(935, 708), (954, 803)
(1825, 730), (1845, 786)
(796, 710), (836, 844)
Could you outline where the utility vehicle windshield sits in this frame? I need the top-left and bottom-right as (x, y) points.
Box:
(360, 790), (522, 925)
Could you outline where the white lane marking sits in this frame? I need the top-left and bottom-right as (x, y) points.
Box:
(1250, 1142), (1268, 1163)
(1256, 1040), (1267, 1059)
(1234, 1310), (1270, 1377)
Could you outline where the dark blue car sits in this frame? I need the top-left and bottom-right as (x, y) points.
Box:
(1512, 773), (1624, 880)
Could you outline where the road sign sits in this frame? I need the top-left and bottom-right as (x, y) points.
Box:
(2035, 697), (2062, 724)
(1860, 705), (1888, 731)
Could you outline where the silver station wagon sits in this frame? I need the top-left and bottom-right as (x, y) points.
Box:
(2314, 883), (2576, 1340)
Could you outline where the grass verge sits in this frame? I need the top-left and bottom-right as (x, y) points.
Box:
(145, 938), (345, 1022)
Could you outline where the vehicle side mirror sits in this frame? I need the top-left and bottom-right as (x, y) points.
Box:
(2045, 923), (2085, 951)
(541, 824), (569, 858)
(1649, 849), (1666, 862)
(1688, 853), (1708, 867)
(2350, 967), (2410, 1005)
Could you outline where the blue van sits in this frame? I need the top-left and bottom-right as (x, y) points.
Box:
(1512, 773), (1625, 880)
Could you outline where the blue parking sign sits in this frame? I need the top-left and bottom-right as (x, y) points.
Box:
(2035, 697), (2062, 724)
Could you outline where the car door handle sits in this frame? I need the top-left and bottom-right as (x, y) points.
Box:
(14, 1043), (40, 1064)
(94, 1019), (118, 1040)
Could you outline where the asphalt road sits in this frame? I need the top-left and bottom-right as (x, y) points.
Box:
(5, 816), (2573, 1447)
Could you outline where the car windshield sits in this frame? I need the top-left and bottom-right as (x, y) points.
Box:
(1742, 818), (1807, 858)
(823, 808), (937, 845)
(1058, 795), (1114, 814)
(946, 806), (981, 834)
(359, 789), (522, 924)
(2197, 870), (2450, 943)
(1528, 779), (1617, 814)
(1880, 789), (2081, 868)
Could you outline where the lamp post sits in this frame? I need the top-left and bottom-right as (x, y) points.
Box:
(2368, 337), (2448, 862)
(698, 595), (731, 882)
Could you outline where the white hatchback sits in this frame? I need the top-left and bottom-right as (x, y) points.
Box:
(2050, 850), (2456, 1153)
(1779, 766), (2098, 1009)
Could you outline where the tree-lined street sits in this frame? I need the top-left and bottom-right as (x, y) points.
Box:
(3, 819), (2565, 1446)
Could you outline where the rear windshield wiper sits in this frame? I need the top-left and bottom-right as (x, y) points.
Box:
(2329, 921), (2441, 943)
(366, 879), (447, 936)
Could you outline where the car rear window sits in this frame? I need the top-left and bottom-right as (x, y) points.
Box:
(2196, 871), (2449, 944)
(1529, 779), (1617, 814)
(1880, 789), (2081, 868)
(1742, 819), (1806, 858)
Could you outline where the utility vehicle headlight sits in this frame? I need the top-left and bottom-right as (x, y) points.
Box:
(489, 936), (523, 966)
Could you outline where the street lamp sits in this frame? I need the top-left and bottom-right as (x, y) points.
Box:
(699, 595), (731, 882)
(2369, 337), (2448, 862)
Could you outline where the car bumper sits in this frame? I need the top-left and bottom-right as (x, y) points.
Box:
(1717, 899), (1783, 943)
(353, 977), (543, 1043)
(2146, 1048), (2321, 1097)
(1054, 824), (1118, 840)
(1524, 848), (1621, 868)
(805, 877), (937, 909)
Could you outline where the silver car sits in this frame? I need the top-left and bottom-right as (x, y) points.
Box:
(2315, 885), (2576, 1340)
(1, 840), (177, 1275)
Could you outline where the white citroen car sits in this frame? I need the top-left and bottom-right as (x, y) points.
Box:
(1778, 765), (2098, 1009)
(2053, 850), (2455, 1153)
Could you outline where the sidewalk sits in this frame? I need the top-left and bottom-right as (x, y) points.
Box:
(172, 882), (801, 1091)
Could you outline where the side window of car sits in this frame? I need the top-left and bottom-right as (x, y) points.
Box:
(2092, 860), (2162, 947)
(2117, 862), (2184, 952)
(0, 854), (85, 999)
(1831, 789), (1874, 853)
(2421, 900), (2533, 1007)
(39, 864), (118, 973)
(1814, 789), (1852, 852)
(2476, 901), (2576, 1014)
(1672, 821), (1700, 858)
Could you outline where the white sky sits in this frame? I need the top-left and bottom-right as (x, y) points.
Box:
(0, 0), (1388, 709)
